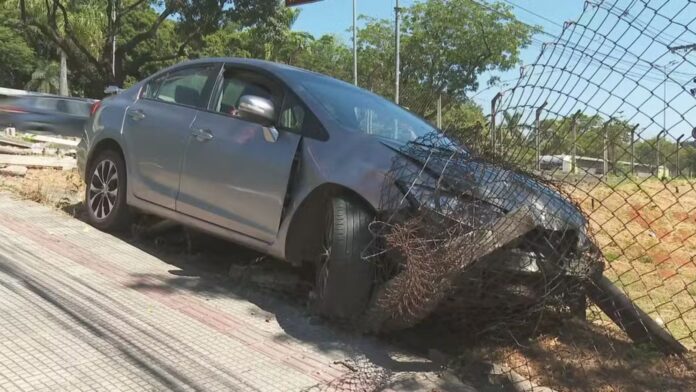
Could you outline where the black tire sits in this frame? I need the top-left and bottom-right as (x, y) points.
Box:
(314, 196), (375, 320)
(85, 149), (131, 232)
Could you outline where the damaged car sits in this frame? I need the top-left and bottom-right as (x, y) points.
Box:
(78, 58), (599, 322)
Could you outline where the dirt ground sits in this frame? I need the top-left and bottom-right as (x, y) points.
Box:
(2, 169), (695, 391)
(0, 167), (84, 213)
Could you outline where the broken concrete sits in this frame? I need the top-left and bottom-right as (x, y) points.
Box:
(0, 165), (28, 177)
(0, 135), (32, 149)
(25, 133), (80, 147)
(0, 154), (76, 170)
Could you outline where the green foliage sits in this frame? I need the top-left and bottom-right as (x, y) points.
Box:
(359, 0), (538, 118)
(1, 0), (285, 97)
(0, 0), (537, 112)
(0, 22), (37, 89)
(24, 61), (60, 94)
(441, 101), (487, 148)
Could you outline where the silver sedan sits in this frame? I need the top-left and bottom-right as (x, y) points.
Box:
(78, 58), (592, 321)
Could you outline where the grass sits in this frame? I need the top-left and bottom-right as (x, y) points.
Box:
(0, 168), (83, 210)
(564, 177), (696, 350)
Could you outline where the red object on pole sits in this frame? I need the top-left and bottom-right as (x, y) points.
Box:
(285, 0), (322, 6)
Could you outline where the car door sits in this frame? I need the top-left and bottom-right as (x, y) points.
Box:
(176, 66), (303, 243)
(24, 97), (59, 133)
(54, 99), (89, 137)
(124, 64), (219, 209)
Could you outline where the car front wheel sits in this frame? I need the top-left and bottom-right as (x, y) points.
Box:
(313, 195), (375, 321)
(85, 150), (131, 232)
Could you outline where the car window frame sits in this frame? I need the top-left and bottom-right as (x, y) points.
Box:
(205, 63), (328, 141)
(140, 63), (222, 110)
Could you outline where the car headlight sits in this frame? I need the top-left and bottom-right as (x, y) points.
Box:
(402, 182), (504, 228)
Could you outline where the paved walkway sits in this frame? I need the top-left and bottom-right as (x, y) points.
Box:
(0, 193), (469, 392)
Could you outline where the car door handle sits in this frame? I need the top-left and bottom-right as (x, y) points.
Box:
(192, 128), (214, 142)
(128, 109), (146, 121)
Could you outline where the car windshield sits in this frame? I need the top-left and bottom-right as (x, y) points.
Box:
(295, 73), (440, 144)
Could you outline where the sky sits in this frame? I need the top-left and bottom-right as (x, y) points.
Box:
(289, 0), (696, 140)
(291, 0), (585, 106)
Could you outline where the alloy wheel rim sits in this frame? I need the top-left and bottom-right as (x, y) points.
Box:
(88, 159), (118, 220)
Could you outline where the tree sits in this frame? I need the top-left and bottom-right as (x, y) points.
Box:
(357, 0), (538, 118)
(8, 0), (283, 97)
(0, 22), (37, 89)
(441, 100), (487, 150)
(24, 61), (60, 93)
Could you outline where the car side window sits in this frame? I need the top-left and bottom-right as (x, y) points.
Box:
(143, 66), (217, 109)
(33, 98), (58, 111)
(278, 92), (326, 140)
(279, 93), (306, 132)
(62, 100), (90, 116)
(213, 69), (278, 118)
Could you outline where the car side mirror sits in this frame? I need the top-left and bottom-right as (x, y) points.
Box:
(238, 95), (276, 127)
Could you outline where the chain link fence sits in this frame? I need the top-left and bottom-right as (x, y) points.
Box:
(323, 1), (696, 391)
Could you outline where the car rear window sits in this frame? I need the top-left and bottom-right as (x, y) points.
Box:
(58, 99), (91, 116)
(32, 98), (59, 111)
(143, 65), (217, 109)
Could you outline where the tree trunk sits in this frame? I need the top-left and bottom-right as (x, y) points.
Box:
(59, 49), (69, 96)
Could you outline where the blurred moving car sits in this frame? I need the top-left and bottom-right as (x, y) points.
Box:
(78, 58), (595, 321)
(0, 94), (95, 138)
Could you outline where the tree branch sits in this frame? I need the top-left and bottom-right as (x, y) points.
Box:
(118, 4), (177, 56)
(125, 29), (198, 74)
(119, 0), (148, 19)
(52, 0), (102, 68)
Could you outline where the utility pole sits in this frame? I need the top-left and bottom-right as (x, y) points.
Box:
(490, 93), (502, 154)
(437, 95), (442, 128)
(658, 60), (678, 142)
(353, 0), (357, 86)
(571, 111), (581, 174)
(394, 0), (401, 104)
(676, 134), (685, 177)
(535, 101), (547, 171)
(112, 0), (118, 78)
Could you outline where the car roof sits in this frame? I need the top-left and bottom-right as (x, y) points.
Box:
(175, 57), (329, 80)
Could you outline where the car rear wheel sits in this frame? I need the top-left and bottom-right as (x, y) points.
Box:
(85, 150), (131, 232)
(313, 196), (375, 321)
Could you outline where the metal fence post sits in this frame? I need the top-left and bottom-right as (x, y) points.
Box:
(630, 124), (639, 176)
(535, 101), (547, 171)
(490, 93), (502, 154)
(571, 111), (581, 174)
(602, 118), (612, 179)
(676, 134), (684, 177)
(656, 130), (666, 177)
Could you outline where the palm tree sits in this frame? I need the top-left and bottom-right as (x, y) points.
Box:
(24, 61), (60, 94)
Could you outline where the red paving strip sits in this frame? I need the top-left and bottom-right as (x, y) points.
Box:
(0, 210), (347, 384)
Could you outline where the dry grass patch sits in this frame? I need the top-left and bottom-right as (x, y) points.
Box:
(0, 168), (83, 211)
(565, 177), (696, 349)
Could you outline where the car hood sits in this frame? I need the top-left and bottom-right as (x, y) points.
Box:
(380, 138), (587, 235)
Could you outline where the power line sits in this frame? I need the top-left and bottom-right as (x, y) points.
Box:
(497, 0), (564, 30)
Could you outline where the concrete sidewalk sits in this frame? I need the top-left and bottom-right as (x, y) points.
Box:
(0, 193), (469, 392)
